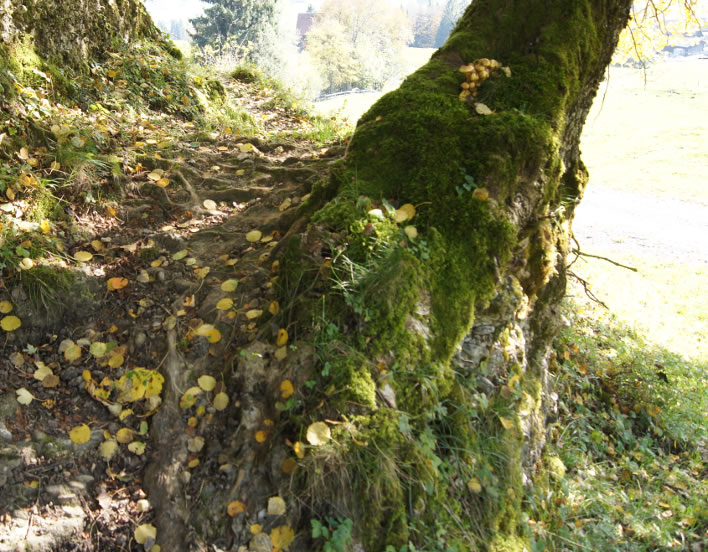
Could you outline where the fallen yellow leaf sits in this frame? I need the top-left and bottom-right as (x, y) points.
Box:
(306, 422), (331, 446)
(227, 500), (246, 517)
(69, 424), (92, 445)
(1, 315), (21, 332)
(280, 380), (294, 399)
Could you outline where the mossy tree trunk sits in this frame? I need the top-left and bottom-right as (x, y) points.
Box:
(291, 0), (632, 549)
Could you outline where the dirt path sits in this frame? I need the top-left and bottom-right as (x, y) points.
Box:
(573, 186), (708, 265)
(0, 88), (343, 550)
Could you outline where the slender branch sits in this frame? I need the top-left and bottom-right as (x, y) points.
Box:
(567, 271), (608, 309)
(574, 251), (638, 272)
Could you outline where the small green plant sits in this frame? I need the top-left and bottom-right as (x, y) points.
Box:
(455, 169), (477, 196)
(311, 517), (354, 552)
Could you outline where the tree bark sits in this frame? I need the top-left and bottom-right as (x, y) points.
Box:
(288, 0), (632, 549)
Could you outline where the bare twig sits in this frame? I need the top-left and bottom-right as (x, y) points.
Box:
(569, 234), (638, 272)
(568, 271), (609, 309)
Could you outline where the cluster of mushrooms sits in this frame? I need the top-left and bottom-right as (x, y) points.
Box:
(458, 58), (511, 102)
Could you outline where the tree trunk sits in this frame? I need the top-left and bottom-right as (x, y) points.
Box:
(286, 0), (632, 549)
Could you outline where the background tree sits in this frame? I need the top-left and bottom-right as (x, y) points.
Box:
(189, 0), (277, 56)
(433, 0), (467, 47)
(306, 0), (413, 93)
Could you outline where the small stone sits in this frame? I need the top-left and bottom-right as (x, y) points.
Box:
(134, 332), (147, 348)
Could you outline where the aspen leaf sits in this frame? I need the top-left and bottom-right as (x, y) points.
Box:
(475, 102), (493, 115)
(250, 524), (263, 535)
(198, 375), (217, 392)
(147, 171), (162, 182)
(107, 277), (128, 291)
(119, 409), (133, 421)
(134, 524), (157, 544)
(33, 363), (53, 381)
(195, 266), (210, 279)
(108, 353), (124, 368)
(499, 416), (515, 430)
(1, 315), (21, 331)
(180, 387), (202, 409)
(274, 346), (287, 361)
(221, 279), (238, 292)
(268, 301), (280, 315)
(227, 500), (246, 517)
(255, 430), (269, 443)
(245, 309), (263, 320)
(187, 436), (205, 452)
(90, 342), (108, 357)
(115, 428), (134, 443)
(293, 441), (305, 459)
(69, 424), (92, 445)
(279, 198), (292, 211)
(472, 188), (489, 201)
(40, 219), (51, 234)
(128, 441), (146, 455)
(65, 344), (82, 362)
(90, 240), (104, 251)
(280, 380), (294, 399)
(404, 226), (418, 239)
(216, 298), (233, 311)
(270, 525), (295, 549)
(42, 374), (59, 388)
(267, 496), (286, 516)
(195, 324), (214, 337)
(172, 249), (188, 260)
(213, 392), (229, 411)
(246, 230), (262, 243)
(188, 458), (200, 468)
(19, 258), (33, 270)
(468, 477), (482, 493)
(203, 199), (217, 210)
(16, 387), (34, 405)
(0, 301), (13, 313)
(306, 422), (331, 446)
(74, 251), (93, 262)
(144, 372), (164, 398)
(100, 439), (119, 460)
(276, 329), (288, 347)
(206, 328), (222, 343)
(156, 177), (170, 188)
(238, 143), (257, 153)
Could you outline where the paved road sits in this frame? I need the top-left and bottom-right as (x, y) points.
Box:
(572, 187), (708, 265)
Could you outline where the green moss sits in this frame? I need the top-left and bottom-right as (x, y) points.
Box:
(139, 247), (160, 262)
(206, 79), (226, 102)
(26, 190), (65, 223)
(329, 352), (377, 409)
(311, 196), (361, 231)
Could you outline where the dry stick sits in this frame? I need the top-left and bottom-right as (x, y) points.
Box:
(568, 271), (609, 309)
(572, 250), (638, 272)
(570, 235), (638, 272)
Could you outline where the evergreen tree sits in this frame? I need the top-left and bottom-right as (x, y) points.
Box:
(189, 0), (277, 55)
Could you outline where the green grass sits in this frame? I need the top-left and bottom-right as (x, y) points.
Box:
(531, 293), (708, 551)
